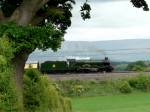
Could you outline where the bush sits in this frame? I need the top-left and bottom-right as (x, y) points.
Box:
(90, 80), (98, 84)
(0, 71), (19, 112)
(119, 81), (132, 93)
(23, 69), (72, 112)
(128, 75), (150, 91)
(60, 97), (72, 112)
(57, 80), (89, 97)
(72, 85), (85, 96)
(0, 45), (19, 112)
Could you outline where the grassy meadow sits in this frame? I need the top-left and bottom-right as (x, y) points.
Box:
(56, 73), (150, 112)
(72, 92), (150, 112)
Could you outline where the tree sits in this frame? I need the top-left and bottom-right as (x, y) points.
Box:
(127, 61), (147, 71)
(0, 0), (149, 88)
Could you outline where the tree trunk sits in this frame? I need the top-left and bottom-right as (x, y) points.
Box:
(12, 53), (29, 90)
(11, 52), (29, 112)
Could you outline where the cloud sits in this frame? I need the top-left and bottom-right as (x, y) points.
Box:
(64, 0), (150, 41)
(65, 26), (150, 41)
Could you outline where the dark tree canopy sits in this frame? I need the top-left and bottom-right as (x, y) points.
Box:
(131, 0), (149, 11)
(0, 0), (75, 33)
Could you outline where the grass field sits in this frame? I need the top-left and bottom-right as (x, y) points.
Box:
(72, 92), (150, 112)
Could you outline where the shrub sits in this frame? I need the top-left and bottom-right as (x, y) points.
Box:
(60, 97), (72, 112)
(90, 80), (98, 84)
(57, 80), (85, 97)
(119, 81), (132, 93)
(0, 46), (19, 112)
(72, 85), (85, 96)
(57, 80), (90, 97)
(23, 69), (72, 112)
(128, 78), (138, 88)
(0, 71), (19, 112)
(23, 69), (41, 112)
(128, 75), (150, 91)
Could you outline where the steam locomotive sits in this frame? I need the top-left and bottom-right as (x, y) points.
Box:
(40, 57), (113, 73)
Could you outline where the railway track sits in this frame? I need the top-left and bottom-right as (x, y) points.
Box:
(48, 72), (150, 80)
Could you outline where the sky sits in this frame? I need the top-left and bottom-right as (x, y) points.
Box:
(64, 0), (150, 41)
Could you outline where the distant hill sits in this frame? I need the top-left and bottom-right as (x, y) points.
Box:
(27, 39), (150, 63)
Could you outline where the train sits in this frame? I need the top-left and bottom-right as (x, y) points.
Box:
(40, 57), (114, 74)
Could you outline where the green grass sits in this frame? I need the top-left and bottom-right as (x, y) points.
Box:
(72, 92), (150, 112)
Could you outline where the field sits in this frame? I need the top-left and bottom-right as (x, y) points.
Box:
(72, 92), (150, 112)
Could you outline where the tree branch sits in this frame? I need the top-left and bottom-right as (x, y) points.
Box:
(37, 0), (50, 10)
(31, 6), (64, 25)
(10, 0), (50, 25)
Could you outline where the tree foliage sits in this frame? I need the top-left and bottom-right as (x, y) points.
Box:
(127, 61), (147, 71)
(131, 0), (149, 11)
(80, 0), (91, 20)
(0, 0), (76, 33)
(0, 22), (63, 55)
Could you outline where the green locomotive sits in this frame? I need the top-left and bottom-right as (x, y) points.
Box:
(40, 57), (113, 73)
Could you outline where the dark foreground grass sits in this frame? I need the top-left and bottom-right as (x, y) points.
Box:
(72, 92), (150, 112)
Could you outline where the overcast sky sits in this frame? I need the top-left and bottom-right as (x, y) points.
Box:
(64, 0), (150, 41)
